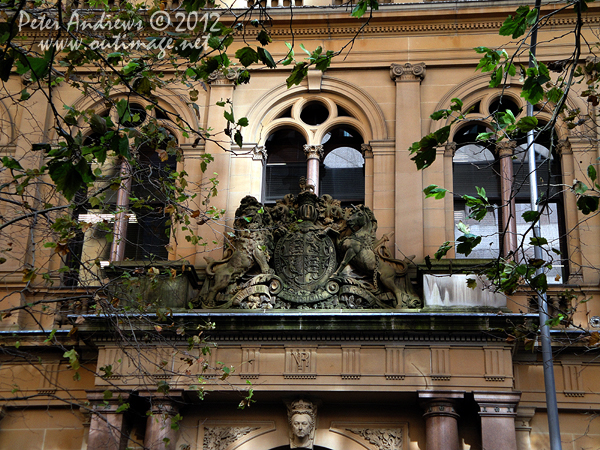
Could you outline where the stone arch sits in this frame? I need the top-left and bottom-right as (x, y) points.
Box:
(69, 86), (200, 145)
(245, 76), (388, 145)
(429, 73), (585, 141)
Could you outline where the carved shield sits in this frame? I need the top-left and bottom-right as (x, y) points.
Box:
(274, 230), (337, 302)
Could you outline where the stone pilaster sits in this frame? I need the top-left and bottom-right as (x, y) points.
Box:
(515, 406), (535, 450)
(418, 390), (464, 450)
(391, 63), (426, 260)
(86, 392), (130, 450)
(495, 140), (518, 257)
(473, 391), (521, 450)
(303, 144), (324, 196)
(145, 399), (181, 450)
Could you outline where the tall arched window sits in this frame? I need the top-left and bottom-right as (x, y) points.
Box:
(264, 128), (307, 203)
(452, 93), (567, 281)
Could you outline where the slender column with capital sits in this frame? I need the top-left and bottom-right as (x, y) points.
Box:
(145, 400), (180, 450)
(361, 144), (374, 209)
(515, 407), (535, 450)
(418, 391), (464, 450)
(473, 391), (521, 450)
(109, 158), (132, 262)
(390, 63), (426, 259)
(303, 144), (323, 196)
(496, 140), (518, 256)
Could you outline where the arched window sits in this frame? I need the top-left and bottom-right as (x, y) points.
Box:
(263, 98), (365, 205)
(451, 94), (567, 281)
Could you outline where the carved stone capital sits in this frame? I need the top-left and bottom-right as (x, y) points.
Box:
(473, 391), (521, 417)
(556, 139), (572, 155)
(390, 63), (426, 82)
(303, 144), (324, 160)
(252, 145), (267, 162)
(445, 141), (457, 157)
(360, 143), (373, 158)
(495, 140), (517, 157)
(208, 68), (240, 85)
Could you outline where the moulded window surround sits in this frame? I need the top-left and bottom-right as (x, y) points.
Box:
(64, 100), (179, 286)
(262, 96), (366, 205)
(450, 93), (567, 283)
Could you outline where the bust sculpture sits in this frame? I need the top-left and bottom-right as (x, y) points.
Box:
(287, 400), (317, 449)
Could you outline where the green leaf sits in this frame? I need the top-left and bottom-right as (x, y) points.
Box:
(237, 117), (249, 127)
(588, 164), (597, 183)
(257, 47), (276, 68)
(516, 116), (538, 132)
(234, 130), (243, 148)
(235, 47), (259, 67)
(466, 278), (477, 289)
(286, 62), (308, 88)
(577, 195), (599, 215)
(522, 210), (540, 222)
(256, 30), (272, 46)
(115, 403), (130, 413)
(434, 241), (452, 260)
(351, 1), (368, 17)
(530, 273), (548, 293)
(530, 237), (548, 246)
(2, 157), (23, 171)
(477, 132), (494, 142)
(423, 184), (448, 199)
(224, 109), (235, 123)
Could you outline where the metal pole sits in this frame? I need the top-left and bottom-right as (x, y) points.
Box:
(527, 0), (562, 448)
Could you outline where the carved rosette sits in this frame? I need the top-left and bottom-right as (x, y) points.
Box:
(495, 140), (516, 158)
(203, 426), (259, 450)
(303, 144), (324, 160)
(347, 428), (403, 450)
(390, 63), (426, 82)
(208, 68), (240, 85)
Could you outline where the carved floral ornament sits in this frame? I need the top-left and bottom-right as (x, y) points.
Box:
(196, 192), (421, 310)
(347, 428), (403, 450)
(389, 63), (426, 82)
(203, 427), (260, 450)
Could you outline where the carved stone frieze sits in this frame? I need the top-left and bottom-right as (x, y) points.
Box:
(347, 428), (403, 450)
(390, 63), (426, 82)
(203, 426), (259, 450)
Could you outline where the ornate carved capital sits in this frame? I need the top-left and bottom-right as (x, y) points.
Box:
(252, 145), (267, 162)
(208, 68), (240, 85)
(360, 143), (373, 158)
(495, 140), (516, 157)
(303, 144), (324, 160)
(390, 63), (426, 82)
(556, 139), (572, 155)
(445, 141), (457, 157)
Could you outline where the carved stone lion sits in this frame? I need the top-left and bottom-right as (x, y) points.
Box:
(202, 196), (274, 305)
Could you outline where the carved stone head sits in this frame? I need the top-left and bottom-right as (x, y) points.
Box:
(287, 399), (316, 449)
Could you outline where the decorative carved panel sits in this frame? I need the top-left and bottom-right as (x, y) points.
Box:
(198, 421), (275, 450)
(347, 428), (403, 450)
(204, 427), (260, 450)
(37, 363), (59, 394)
(330, 422), (407, 450)
(240, 346), (260, 379)
(285, 347), (317, 379)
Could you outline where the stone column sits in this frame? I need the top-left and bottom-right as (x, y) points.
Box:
(444, 142), (457, 257)
(145, 400), (180, 450)
(473, 391), (521, 450)
(418, 390), (464, 450)
(496, 140), (518, 256)
(303, 144), (324, 196)
(390, 63), (426, 260)
(515, 406), (535, 450)
(86, 392), (130, 450)
(361, 144), (374, 209)
(109, 158), (132, 262)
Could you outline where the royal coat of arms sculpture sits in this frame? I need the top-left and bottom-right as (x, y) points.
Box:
(197, 190), (421, 309)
